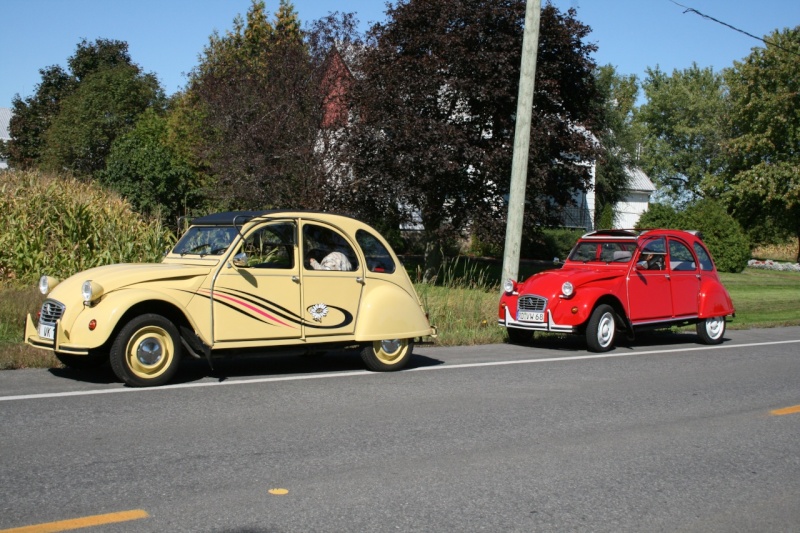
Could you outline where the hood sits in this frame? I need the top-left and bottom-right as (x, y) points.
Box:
(519, 265), (627, 294)
(45, 263), (213, 302)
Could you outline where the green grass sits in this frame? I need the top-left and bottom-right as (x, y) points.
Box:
(1, 266), (798, 370)
(718, 269), (800, 328)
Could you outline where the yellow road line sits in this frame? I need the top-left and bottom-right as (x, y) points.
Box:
(771, 405), (800, 416)
(0, 509), (149, 533)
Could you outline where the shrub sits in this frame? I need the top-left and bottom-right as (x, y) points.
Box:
(523, 228), (585, 260)
(637, 199), (750, 273)
(0, 170), (176, 285)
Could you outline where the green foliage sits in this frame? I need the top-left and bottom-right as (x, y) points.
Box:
(0, 170), (175, 284)
(635, 202), (683, 229)
(8, 38), (162, 174)
(526, 228), (586, 261)
(40, 64), (164, 176)
(721, 27), (800, 261)
(98, 108), (196, 223)
(593, 65), (641, 224)
(8, 65), (75, 168)
(636, 64), (726, 204)
(637, 199), (750, 273)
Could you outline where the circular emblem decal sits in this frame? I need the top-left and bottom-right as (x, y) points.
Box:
(308, 303), (329, 322)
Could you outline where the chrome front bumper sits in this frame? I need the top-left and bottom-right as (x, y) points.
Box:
(498, 305), (575, 333)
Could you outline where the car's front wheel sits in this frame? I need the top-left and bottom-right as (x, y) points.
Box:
(696, 316), (726, 344)
(110, 314), (182, 387)
(360, 339), (413, 371)
(586, 304), (617, 352)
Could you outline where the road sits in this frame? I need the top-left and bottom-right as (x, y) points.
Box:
(1, 326), (799, 532)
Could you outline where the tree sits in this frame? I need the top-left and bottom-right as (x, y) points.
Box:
(7, 38), (162, 174)
(98, 108), (196, 222)
(184, 0), (328, 210)
(721, 27), (800, 261)
(636, 64), (727, 205)
(593, 65), (640, 228)
(8, 65), (75, 168)
(338, 0), (601, 275)
(40, 64), (163, 175)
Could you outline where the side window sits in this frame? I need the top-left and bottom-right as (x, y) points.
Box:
(240, 222), (296, 269)
(638, 237), (666, 270)
(303, 224), (359, 271)
(668, 240), (697, 271)
(356, 229), (396, 273)
(693, 242), (715, 271)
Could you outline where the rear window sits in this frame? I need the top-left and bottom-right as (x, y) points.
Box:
(356, 230), (396, 273)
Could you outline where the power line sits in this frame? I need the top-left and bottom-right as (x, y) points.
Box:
(669, 0), (800, 59)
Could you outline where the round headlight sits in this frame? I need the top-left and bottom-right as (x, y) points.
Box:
(503, 279), (516, 294)
(39, 276), (50, 295)
(81, 280), (103, 304)
(39, 275), (59, 295)
(561, 281), (574, 297)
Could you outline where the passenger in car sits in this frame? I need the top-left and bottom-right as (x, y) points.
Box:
(310, 251), (353, 271)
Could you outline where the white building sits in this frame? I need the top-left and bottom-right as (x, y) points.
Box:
(564, 164), (656, 231)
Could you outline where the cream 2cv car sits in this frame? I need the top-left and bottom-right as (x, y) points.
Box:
(26, 211), (436, 386)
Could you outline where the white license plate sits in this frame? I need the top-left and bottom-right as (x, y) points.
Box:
(517, 311), (545, 322)
(38, 324), (55, 340)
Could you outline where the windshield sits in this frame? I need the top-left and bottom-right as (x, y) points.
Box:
(172, 226), (240, 256)
(568, 241), (637, 263)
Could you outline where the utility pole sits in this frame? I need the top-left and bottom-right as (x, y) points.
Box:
(501, 0), (541, 286)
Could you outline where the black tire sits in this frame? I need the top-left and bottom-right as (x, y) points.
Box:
(507, 327), (534, 344)
(586, 304), (617, 352)
(360, 339), (413, 372)
(110, 314), (182, 387)
(696, 316), (726, 345)
(55, 350), (107, 370)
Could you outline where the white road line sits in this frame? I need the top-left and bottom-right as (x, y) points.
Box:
(1, 339), (798, 402)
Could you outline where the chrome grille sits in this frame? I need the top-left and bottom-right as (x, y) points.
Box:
(39, 300), (65, 327)
(518, 295), (547, 313)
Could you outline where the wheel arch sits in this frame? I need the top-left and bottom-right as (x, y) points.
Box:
(101, 299), (195, 354)
(581, 294), (629, 332)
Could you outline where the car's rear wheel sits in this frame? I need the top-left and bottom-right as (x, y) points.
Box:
(696, 316), (725, 344)
(110, 314), (182, 387)
(507, 327), (533, 344)
(360, 339), (412, 371)
(586, 304), (616, 352)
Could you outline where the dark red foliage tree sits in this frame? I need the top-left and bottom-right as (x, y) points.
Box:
(336, 0), (601, 273)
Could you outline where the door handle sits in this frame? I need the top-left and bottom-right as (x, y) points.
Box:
(356, 277), (365, 284)
(292, 275), (299, 283)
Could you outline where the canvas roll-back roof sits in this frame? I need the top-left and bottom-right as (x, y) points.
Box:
(189, 210), (361, 226)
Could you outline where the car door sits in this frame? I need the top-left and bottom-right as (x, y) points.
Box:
(668, 238), (701, 318)
(300, 221), (363, 337)
(627, 236), (673, 321)
(213, 220), (303, 342)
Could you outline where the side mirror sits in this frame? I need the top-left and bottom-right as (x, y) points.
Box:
(553, 257), (562, 266)
(232, 252), (248, 267)
(635, 260), (648, 270)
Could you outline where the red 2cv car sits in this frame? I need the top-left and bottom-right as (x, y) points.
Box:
(498, 229), (735, 351)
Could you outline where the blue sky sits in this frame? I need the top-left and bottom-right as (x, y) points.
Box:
(1, 0), (798, 109)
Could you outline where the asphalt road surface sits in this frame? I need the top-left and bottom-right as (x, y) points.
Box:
(1, 326), (799, 532)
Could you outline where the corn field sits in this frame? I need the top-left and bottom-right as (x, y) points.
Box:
(0, 170), (175, 285)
